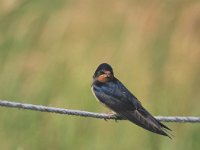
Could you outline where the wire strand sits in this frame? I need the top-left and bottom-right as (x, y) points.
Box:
(0, 100), (199, 123)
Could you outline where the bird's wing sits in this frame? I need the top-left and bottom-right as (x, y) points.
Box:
(93, 87), (171, 138)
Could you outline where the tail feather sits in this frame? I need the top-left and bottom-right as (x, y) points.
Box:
(157, 120), (172, 131)
(118, 108), (172, 138)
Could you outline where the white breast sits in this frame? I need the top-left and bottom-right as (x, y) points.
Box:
(91, 86), (100, 102)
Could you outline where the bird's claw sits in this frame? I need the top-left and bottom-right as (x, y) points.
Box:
(104, 112), (119, 123)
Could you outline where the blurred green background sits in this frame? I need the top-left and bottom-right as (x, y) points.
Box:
(0, 0), (200, 149)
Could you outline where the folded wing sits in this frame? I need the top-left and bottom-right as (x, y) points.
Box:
(93, 86), (171, 138)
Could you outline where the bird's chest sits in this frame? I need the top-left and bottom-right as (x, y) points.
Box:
(93, 82), (115, 94)
(92, 82), (125, 101)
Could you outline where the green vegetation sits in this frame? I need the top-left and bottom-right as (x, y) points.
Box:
(0, 0), (200, 149)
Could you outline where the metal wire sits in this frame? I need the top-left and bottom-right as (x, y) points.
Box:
(0, 100), (199, 123)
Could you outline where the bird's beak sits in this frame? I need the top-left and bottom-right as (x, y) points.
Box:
(103, 71), (112, 78)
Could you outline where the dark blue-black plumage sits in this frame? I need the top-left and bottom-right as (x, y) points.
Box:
(92, 63), (171, 138)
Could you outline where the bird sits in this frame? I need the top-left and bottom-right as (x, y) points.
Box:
(91, 63), (171, 138)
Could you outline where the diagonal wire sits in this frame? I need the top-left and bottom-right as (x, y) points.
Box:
(0, 100), (199, 123)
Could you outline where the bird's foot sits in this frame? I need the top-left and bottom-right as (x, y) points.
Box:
(104, 111), (118, 122)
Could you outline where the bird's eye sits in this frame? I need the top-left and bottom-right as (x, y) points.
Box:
(99, 70), (105, 75)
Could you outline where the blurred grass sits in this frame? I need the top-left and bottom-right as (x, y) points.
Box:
(0, 0), (200, 149)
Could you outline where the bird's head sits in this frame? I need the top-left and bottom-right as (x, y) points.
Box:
(93, 63), (114, 83)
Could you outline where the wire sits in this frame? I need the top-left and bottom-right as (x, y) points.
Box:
(0, 100), (199, 123)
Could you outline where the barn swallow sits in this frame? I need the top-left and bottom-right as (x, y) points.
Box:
(91, 63), (171, 138)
